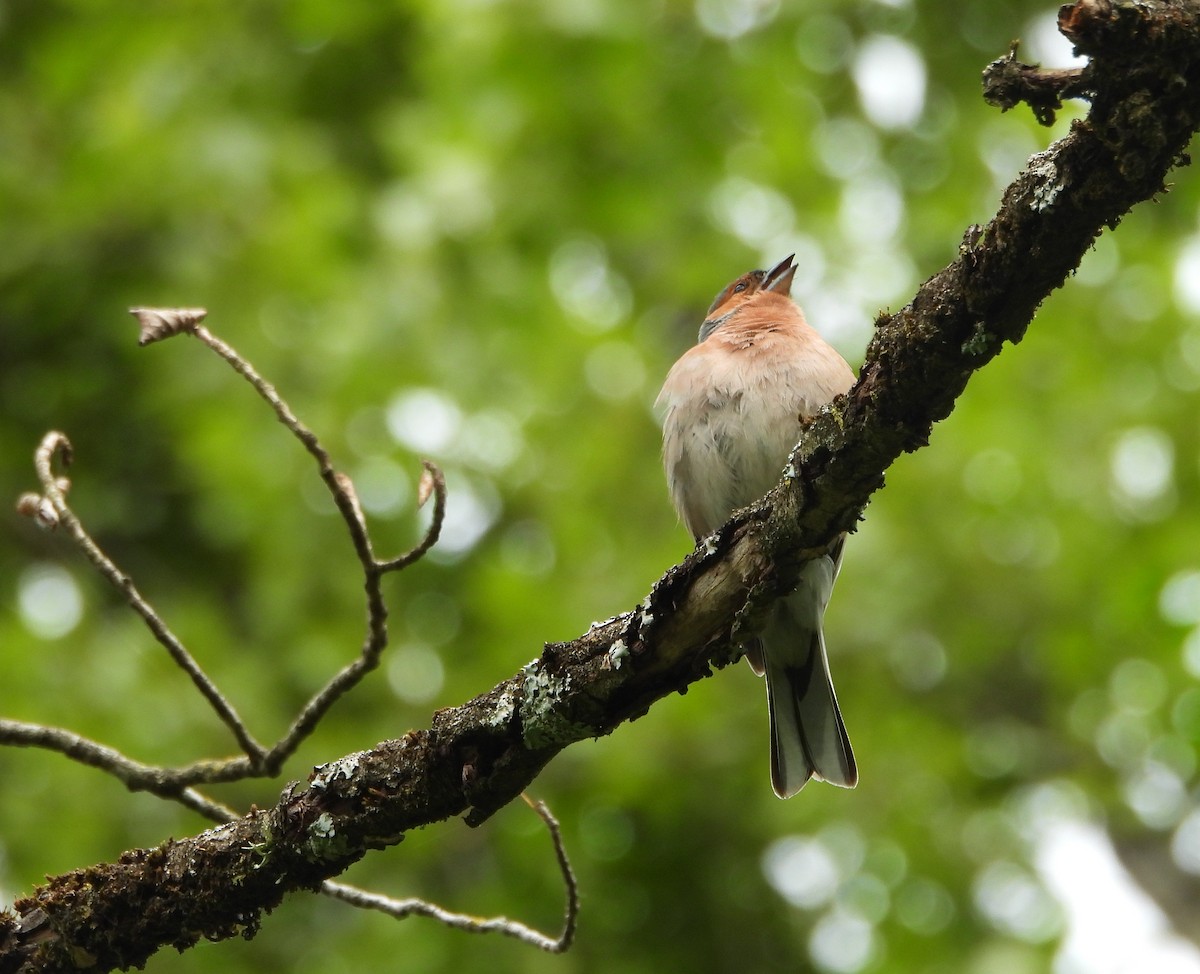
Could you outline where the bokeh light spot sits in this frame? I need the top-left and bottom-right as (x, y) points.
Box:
(853, 35), (926, 129)
(694, 0), (779, 39)
(18, 564), (83, 640)
(387, 388), (463, 454)
(350, 456), (410, 517)
(499, 519), (557, 577)
(1024, 11), (1088, 68)
(962, 448), (1022, 505)
(1172, 235), (1200, 315)
(585, 341), (647, 402)
(1170, 808), (1200, 874)
(1161, 570), (1200, 626)
(1109, 658), (1168, 714)
(1123, 761), (1187, 829)
(887, 630), (947, 691)
(762, 835), (840, 909)
(1109, 426), (1174, 515)
(709, 177), (795, 248)
(895, 876), (956, 935)
(549, 238), (631, 333)
(386, 643), (445, 705)
(809, 908), (873, 973)
(973, 860), (1061, 942)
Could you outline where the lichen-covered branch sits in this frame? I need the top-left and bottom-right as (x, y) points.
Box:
(982, 42), (1090, 126)
(2, 0), (1199, 970)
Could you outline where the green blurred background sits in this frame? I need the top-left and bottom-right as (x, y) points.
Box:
(3, 1), (1200, 971)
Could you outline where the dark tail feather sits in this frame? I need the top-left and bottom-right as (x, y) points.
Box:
(765, 626), (856, 798)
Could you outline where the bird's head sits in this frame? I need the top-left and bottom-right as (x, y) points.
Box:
(698, 254), (798, 342)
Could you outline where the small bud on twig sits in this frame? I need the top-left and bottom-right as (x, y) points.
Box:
(417, 465), (436, 509)
(16, 492), (59, 529)
(129, 307), (208, 346)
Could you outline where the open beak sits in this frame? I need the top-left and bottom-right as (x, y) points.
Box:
(763, 254), (797, 296)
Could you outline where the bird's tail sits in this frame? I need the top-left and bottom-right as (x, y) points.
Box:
(760, 576), (856, 797)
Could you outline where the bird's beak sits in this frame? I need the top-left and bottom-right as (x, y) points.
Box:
(763, 254), (797, 295)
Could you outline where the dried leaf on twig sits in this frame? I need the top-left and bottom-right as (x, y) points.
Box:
(129, 307), (208, 346)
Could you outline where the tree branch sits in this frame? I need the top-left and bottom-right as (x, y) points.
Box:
(3, 0), (1199, 969)
(982, 42), (1090, 126)
(27, 431), (268, 765)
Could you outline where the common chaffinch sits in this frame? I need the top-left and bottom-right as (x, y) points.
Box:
(657, 254), (858, 797)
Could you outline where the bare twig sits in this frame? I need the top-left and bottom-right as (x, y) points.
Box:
(175, 788), (241, 822)
(378, 461), (447, 573)
(174, 320), (450, 770)
(0, 718), (244, 824)
(0, 718), (244, 792)
(26, 432), (268, 765)
(320, 796), (578, 953)
(15, 312), (454, 789)
(10, 335), (477, 947)
(187, 323), (378, 569)
(263, 625), (386, 769)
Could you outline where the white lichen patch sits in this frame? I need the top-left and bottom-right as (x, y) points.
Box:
(521, 659), (570, 706)
(607, 639), (629, 669)
(483, 684), (519, 728)
(1028, 150), (1066, 211)
(310, 752), (364, 790)
(587, 614), (619, 633)
(304, 810), (356, 862)
(310, 812), (336, 839)
(520, 659), (592, 748)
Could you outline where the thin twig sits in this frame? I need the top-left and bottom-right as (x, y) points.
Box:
(188, 324), (378, 569)
(15, 315), (453, 788)
(12, 317), (496, 949)
(378, 461), (447, 573)
(0, 719), (246, 820)
(30, 432), (268, 764)
(263, 600), (386, 769)
(176, 788), (240, 823)
(522, 793), (579, 951)
(0, 718), (191, 794)
(181, 323), (450, 771)
(320, 796), (578, 953)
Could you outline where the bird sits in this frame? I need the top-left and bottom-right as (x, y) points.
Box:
(656, 254), (858, 798)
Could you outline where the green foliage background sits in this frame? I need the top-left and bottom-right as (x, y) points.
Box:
(3, 1), (1200, 971)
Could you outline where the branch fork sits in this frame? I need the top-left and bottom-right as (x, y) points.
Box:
(9, 315), (575, 962)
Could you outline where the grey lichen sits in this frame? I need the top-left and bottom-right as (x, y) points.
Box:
(304, 811), (355, 862)
(520, 659), (594, 748)
(309, 752), (364, 791)
(586, 613), (620, 633)
(310, 813), (336, 839)
(1028, 150), (1067, 211)
(606, 639), (629, 669)
(483, 684), (519, 728)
